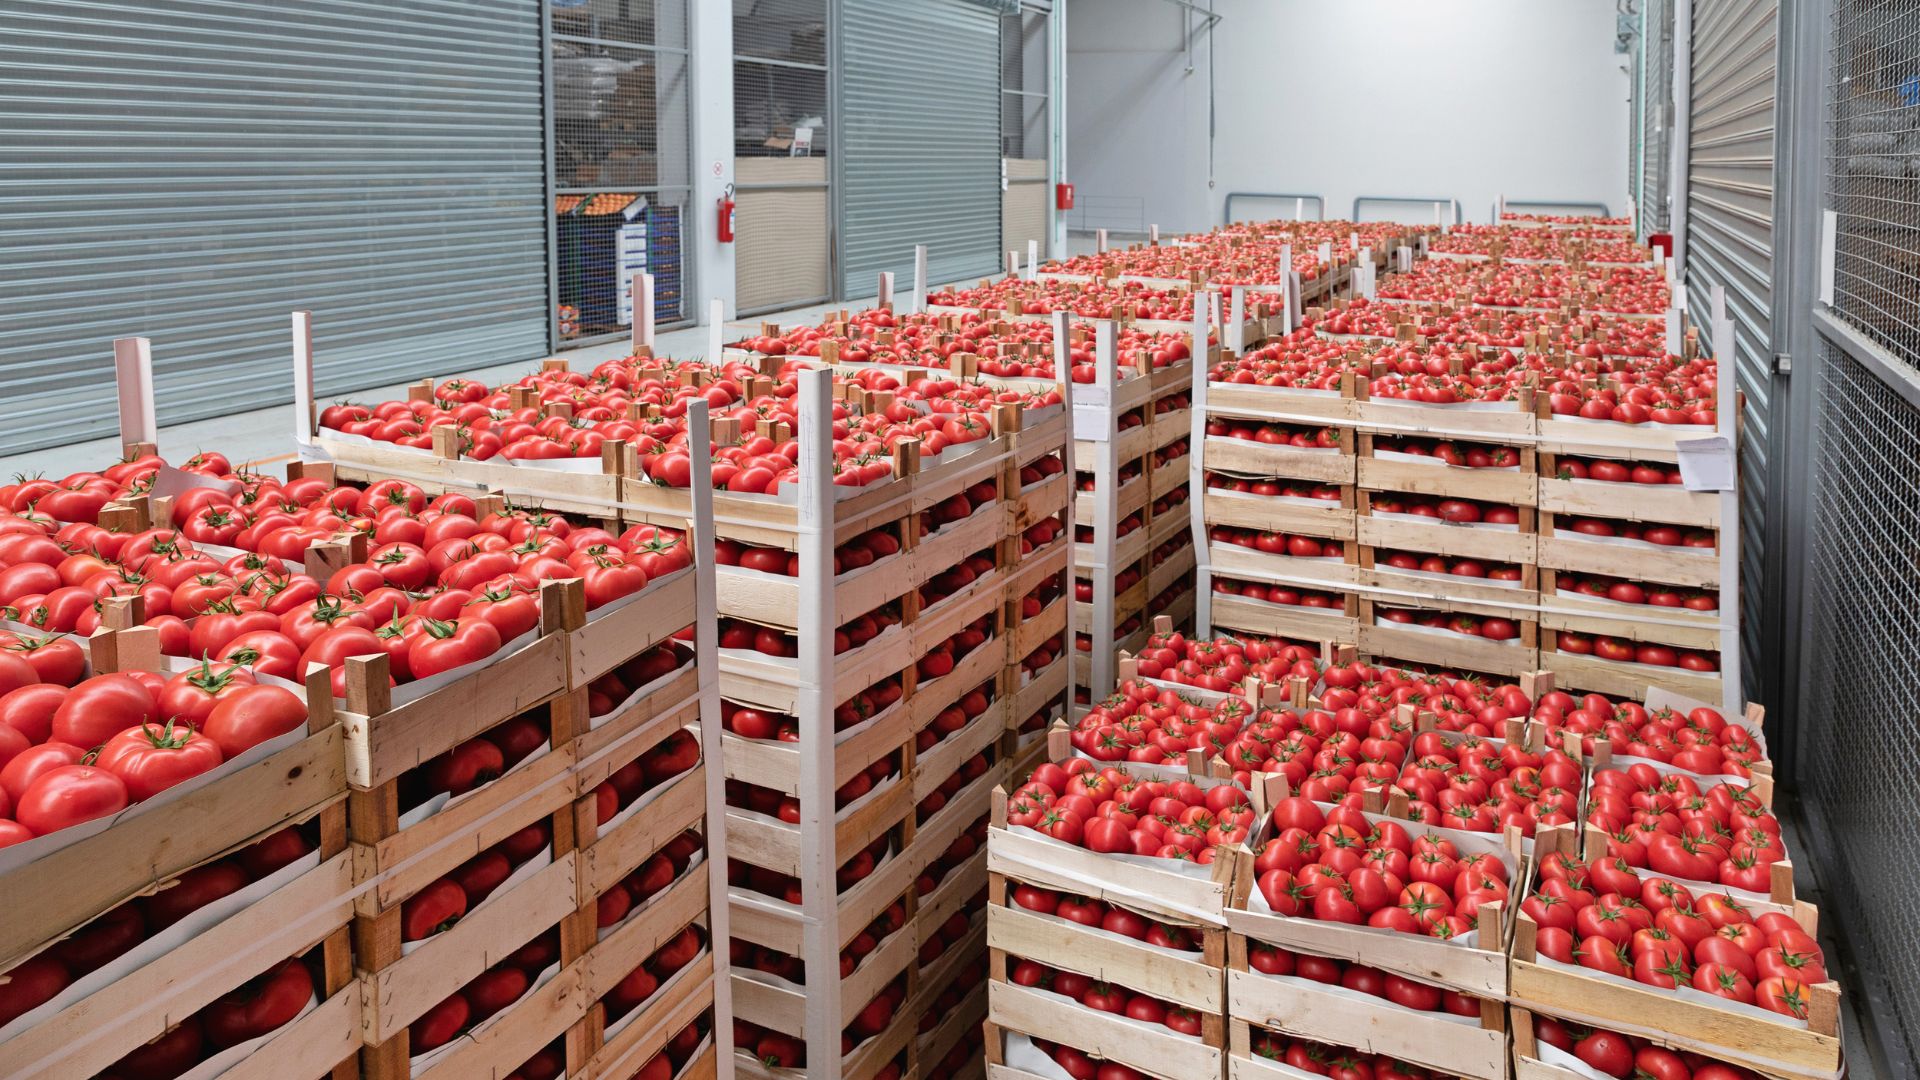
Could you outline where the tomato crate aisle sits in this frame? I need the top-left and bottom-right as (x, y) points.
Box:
(0, 618), (358, 1080)
(718, 371), (1072, 1080)
(983, 729), (1248, 1080)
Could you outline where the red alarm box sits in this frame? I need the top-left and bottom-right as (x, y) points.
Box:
(1056, 183), (1074, 210)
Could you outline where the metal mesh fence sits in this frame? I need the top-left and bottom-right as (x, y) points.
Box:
(552, 7), (692, 343)
(735, 0), (828, 158)
(1828, 0), (1920, 370)
(1802, 341), (1920, 1066)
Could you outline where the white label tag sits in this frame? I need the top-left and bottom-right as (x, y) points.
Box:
(1674, 436), (1737, 492)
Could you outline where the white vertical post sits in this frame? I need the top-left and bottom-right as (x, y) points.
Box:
(1188, 290), (1213, 636)
(1665, 308), (1684, 358)
(1051, 309), (1073, 383)
(1317, 241), (1332, 268)
(113, 337), (157, 451)
(1027, 239), (1040, 280)
(631, 272), (656, 353)
(706, 298), (725, 364)
(1710, 284), (1740, 718)
(877, 271), (894, 309)
(791, 369), (839, 1079)
(681, 398), (733, 1080)
(1149, 223), (1160, 245)
(1358, 250), (1375, 299)
(1818, 210), (1838, 307)
(912, 244), (928, 315)
(1434, 202), (1444, 226)
(1007, 250), (1020, 278)
(1349, 231), (1359, 252)
(1227, 286), (1246, 356)
(1090, 319), (1120, 697)
(1096, 228), (1108, 253)
(291, 312), (316, 445)
(1672, 0), (1693, 271)
(1294, 197), (1304, 222)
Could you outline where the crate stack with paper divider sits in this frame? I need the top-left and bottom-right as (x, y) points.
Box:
(1509, 671), (1844, 1080)
(333, 422), (729, 1080)
(983, 725), (1246, 1080)
(0, 608), (359, 1080)
(704, 370), (1072, 1080)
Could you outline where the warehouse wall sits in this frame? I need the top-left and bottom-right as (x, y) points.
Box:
(1066, 0), (1632, 231)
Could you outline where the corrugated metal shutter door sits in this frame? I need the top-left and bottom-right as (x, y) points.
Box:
(1685, 0), (1777, 693)
(839, 0), (1001, 297)
(0, 0), (547, 456)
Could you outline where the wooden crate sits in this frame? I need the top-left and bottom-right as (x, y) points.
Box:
(0, 618), (347, 975)
(1357, 494), (1538, 566)
(1225, 939), (1507, 1080)
(1356, 434), (1537, 506)
(1506, 829), (1841, 1080)
(1510, 1005), (1801, 1080)
(0, 831), (358, 1080)
(1358, 598), (1540, 679)
(1225, 776), (1523, 1000)
(1534, 511), (1721, 591)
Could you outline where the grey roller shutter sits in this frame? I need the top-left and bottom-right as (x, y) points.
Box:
(0, 0), (548, 456)
(838, 0), (1002, 297)
(1684, 0), (1777, 695)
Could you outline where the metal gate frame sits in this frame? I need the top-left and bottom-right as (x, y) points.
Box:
(1775, 0), (1919, 1072)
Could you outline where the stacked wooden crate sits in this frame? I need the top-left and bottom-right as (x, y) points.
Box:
(702, 371), (1070, 1080)
(0, 614), (358, 1080)
(983, 745), (1241, 1080)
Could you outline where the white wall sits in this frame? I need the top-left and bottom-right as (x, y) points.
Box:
(1066, 0), (1631, 231)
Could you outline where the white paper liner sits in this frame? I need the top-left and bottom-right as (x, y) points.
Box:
(402, 848), (554, 956)
(398, 739), (555, 830)
(1241, 966), (1482, 1026)
(1372, 448), (1521, 472)
(1552, 527), (1700, 551)
(1208, 436), (1342, 457)
(1381, 565), (1526, 589)
(589, 649), (697, 732)
(0, 851), (323, 1041)
(999, 1032), (1079, 1079)
(1372, 510), (1519, 533)
(0, 722), (308, 876)
(600, 946), (712, 1043)
(1005, 899), (1212, 956)
(1001, 825), (1224, 925)
(1371, 617), (1525, 647)
(593, 755), (705, 840)
(188, 992), (320, 1080)
(1551, 586), (1714, 612)
(597, 851), (708, 943)
(1208, 490), (1345, 510)
(406, 959), (562, 1070)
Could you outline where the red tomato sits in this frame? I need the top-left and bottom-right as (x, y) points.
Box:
(96, 720), (226, 799)
(203, 685), (310, 758)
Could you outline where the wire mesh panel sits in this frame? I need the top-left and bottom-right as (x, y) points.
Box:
(1828, 0), (1920, 371)
(733, 0), (830, 313)
(1801, 341), (1920, 1065)
(551, 1), (692, 343)
(1001, 5), (1050, 262)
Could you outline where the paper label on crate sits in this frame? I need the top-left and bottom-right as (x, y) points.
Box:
(148, 465), (242, 503)
(1674, 435), (1737, 492)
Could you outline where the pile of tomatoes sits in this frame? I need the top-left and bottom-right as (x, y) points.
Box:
(1065, 679), (1253, 765)
(1250, 794), (1513, 932)
(1432, 226), (1646, 265)
(1582, 762), (1784, 891)
(1530, 692), (1762, 777)
(1521, 847), (1821, 1020)
(1378, 258), (1671, 315)
(1244, 1030), (1452, 1080)
(1006, 758), (1254, 863)
(1129, 630), (1322, 692)
(0, 658), (310, 846)
(928, 278), (1209, 323)
(1375, 606), (1523, 642)
(1205, 471), (1346, 504)
(1527, 1017), (1773, 1080)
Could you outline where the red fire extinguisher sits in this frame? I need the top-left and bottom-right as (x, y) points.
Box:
(717, 184), (735, 243)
